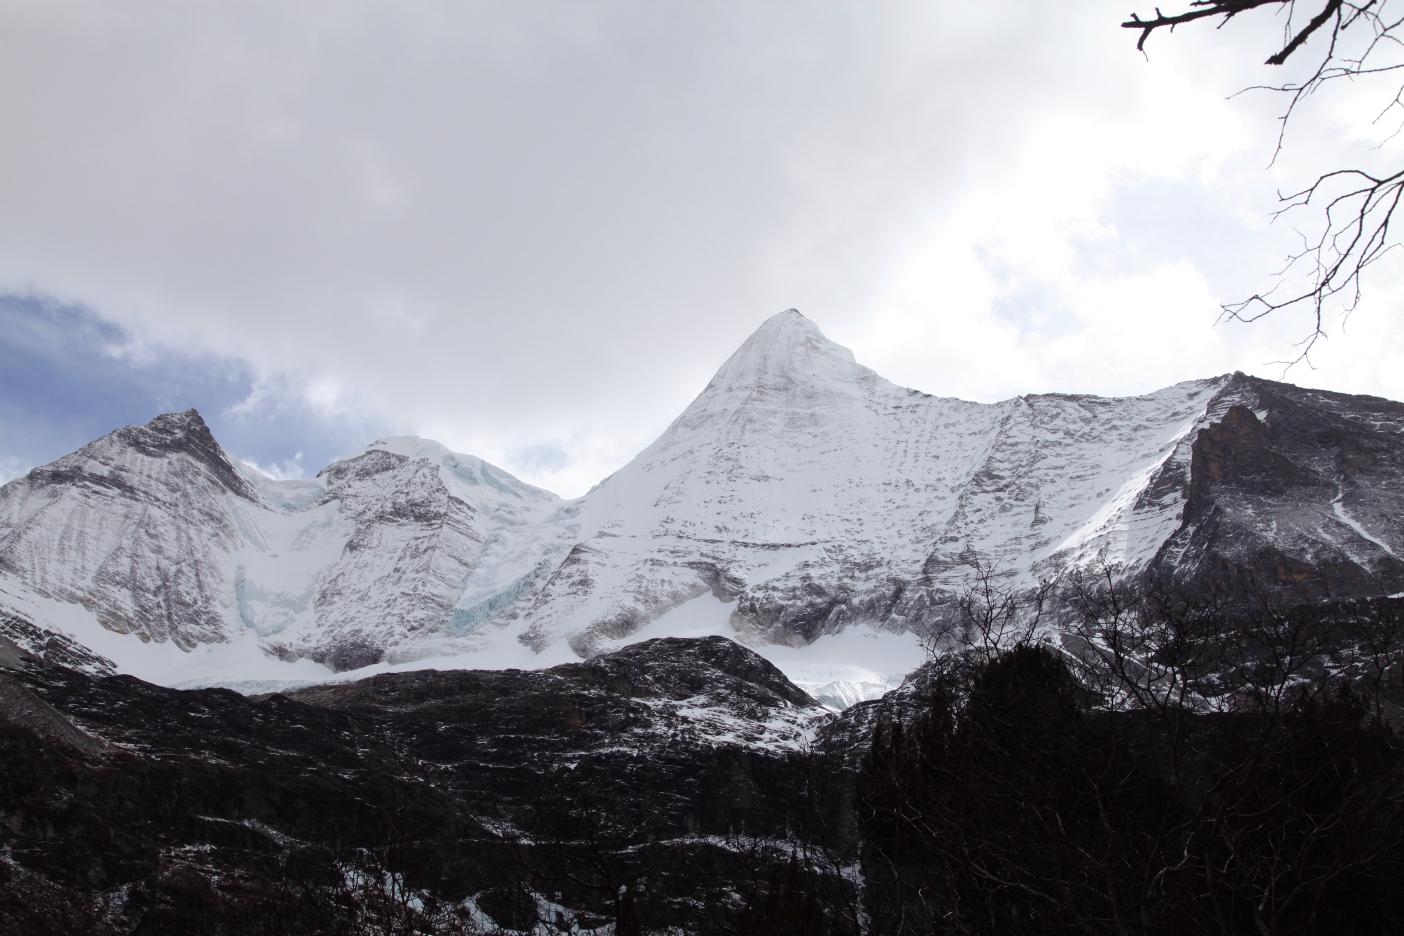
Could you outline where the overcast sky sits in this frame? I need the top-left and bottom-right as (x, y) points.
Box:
(4, 1), (1404, 496)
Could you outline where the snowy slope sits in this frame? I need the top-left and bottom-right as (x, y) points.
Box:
(508, 311), (1231, 654)
(2, 310), (1402, 701)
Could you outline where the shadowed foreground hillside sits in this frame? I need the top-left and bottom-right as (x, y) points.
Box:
(2, 589), (1402, 935)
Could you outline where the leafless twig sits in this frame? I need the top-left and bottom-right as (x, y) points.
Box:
(1125, 1), (1404, 366)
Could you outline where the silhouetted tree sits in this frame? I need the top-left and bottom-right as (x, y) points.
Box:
(1066, 576), (1404, 935)
(858, 642), (1173, 935)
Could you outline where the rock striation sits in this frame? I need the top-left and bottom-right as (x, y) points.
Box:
(0, 411), (255, 647)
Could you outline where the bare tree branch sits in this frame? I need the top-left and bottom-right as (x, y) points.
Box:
(1123, 1), (1293, 55)
(1124, 1), (1404, 366)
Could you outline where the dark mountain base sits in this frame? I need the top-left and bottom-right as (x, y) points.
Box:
(3, 600), (1403, 936)
(0, 635), (837, 934)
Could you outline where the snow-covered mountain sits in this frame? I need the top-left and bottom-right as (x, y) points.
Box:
(504, 311), (1404, 660)
(2, 310), (1402, 698)
(512, 311), (1228, 655)
(0, 419), (564, 678)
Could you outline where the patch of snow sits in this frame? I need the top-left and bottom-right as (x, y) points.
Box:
(597, 593), (921, 709)
(1331, 488), (1399, 559)
(0, 571), (333, 687)
(235, 457), (325, 510)
(807, 680), (896, 712)
(0, 569), (579, 694)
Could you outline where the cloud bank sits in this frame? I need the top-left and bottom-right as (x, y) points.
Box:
(3, 1), (1403, 494)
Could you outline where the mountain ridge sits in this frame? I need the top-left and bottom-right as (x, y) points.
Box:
(2, 311), (1402, 698)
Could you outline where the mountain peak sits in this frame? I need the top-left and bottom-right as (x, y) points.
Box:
(743, 308), (829, 354)
(757, 306), (818, 335)
(702, 309), (867, 403)
(108, 409), (258, 501)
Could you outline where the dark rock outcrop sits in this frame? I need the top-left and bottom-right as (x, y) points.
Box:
(0, 636), (829, 932)
(1148, 373), (1404, 600)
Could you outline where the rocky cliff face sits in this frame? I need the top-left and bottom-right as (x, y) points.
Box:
(1, 312), (1402, 685)
(1150, 377), (1404, 598)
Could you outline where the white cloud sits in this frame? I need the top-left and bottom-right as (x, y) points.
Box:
(2, 1), (1403, 494)
(240, 454), (306, 482)
(0, 456), (31, 486)
(841, 10), (1404, 404)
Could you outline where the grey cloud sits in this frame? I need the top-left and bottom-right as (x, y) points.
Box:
(1, 1), (1368, 494)
(0, 296), (387, 479)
